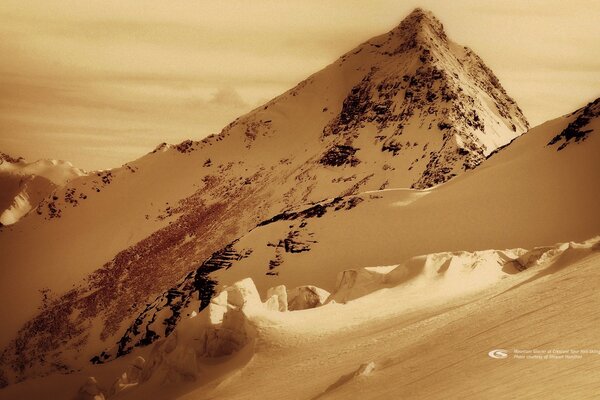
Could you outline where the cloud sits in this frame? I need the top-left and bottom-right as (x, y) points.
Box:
(208, 87), (248, 108)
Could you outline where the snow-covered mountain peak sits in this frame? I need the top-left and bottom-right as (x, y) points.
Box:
(389, 7), (448, 48)
(133, 8), (528, 191)
(308, 8), (529, 187)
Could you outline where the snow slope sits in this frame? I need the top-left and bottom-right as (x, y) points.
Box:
(0, 8), (530, 384)
(183, 238), (600, 400)
(100, 97), (600, 360)
(1, 236), (598, 399)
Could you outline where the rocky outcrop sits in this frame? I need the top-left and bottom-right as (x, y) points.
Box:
(258, 195), (365, 228)
(0, 152), (23, 164)
(548, 98), (599, 150)
(319, 145), (361, 167)
(91, 243), (254, 362)
(318, 8), (528, 189)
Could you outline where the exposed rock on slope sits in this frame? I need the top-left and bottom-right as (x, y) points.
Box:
(547, 97), (599, 150)
(96, 97), (598, 362)
(0, 152), (24, 164)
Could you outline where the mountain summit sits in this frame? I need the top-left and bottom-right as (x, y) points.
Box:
(0, 8), (530, 385)
(311, 6), (528, 187)
(392, 8), (449, 43)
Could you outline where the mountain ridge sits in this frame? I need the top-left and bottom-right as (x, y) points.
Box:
(94, 97), (599, 361)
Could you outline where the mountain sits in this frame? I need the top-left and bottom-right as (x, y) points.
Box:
(97, 97), (600, 361)
(1, 97), (598, 399)
(0, 8), (530, 386)
(0, 153), (85, 226)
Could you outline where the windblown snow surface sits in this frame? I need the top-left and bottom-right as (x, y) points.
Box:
(2, 239), (600, 400)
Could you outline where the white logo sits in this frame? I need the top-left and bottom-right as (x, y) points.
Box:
(488, 349), (508, 359)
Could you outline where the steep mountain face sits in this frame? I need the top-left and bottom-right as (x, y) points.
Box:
(95, 97), (600, 361)
(0, 8), (529, 385)
(314, 9), (528, 189)
(0, 154), (85, 226)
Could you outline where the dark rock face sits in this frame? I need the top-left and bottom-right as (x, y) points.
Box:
(548, 98), (599, 150)
(324, 75), (374, 137)
(95, 195), (366, 361)
(339, 82), (372, 128)
(1, 178), (272, 381)
(319, 145), (361, 167)
(92, 243), (253, 362)
(258, 196), (363, 227)
(175, 140), (196, 153)
(266, 229), (318, 276)
(281, 230), (315, 254)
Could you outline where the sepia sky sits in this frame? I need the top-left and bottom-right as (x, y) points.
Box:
(0, 0), (598, 170)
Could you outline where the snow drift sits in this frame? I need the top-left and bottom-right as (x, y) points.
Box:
(44, 235), (599, 400)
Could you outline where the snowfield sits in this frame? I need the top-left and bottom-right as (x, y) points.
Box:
(1, 237), (599, 400)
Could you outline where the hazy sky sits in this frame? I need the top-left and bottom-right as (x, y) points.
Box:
(0, 0), (598, 170)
